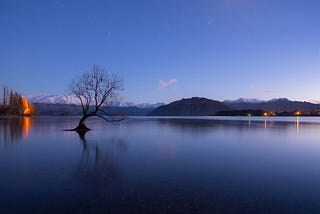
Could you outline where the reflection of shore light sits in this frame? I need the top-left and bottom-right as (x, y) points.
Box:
(296, 117), (300, 133)
(23, 117), (32, 137)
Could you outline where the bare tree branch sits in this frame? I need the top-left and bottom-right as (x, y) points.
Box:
(68, 65), (124, 131)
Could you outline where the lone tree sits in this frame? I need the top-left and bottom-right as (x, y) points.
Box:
(69, 65), (124, 131)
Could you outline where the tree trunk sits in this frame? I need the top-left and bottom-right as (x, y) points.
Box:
(74, 115), (91, 131)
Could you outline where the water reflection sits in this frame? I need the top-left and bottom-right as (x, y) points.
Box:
(0, 117), (32, 146)
(296, 117), (300, 133)
(1, 116), (320, 213)
(154, 117), (290, 133)
(22, 117), (32, 136)
(263, 119), (275, 128)
(74, 130), (127, 185)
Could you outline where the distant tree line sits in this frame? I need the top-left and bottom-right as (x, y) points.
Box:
(215, 110), (265, 116)
(0, 86), (35, 115)
(215, 109), (320, 116)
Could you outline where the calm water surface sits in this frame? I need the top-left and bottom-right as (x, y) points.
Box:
(1, 116), (320, 213)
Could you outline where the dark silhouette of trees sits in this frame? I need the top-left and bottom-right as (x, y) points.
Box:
(0, 86), (34, 115)
(2, 86), (9, 105)
(68, 65), (124, 131)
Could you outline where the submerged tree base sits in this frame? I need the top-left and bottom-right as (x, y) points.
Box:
(74, 123), (91, 131)
(64, 123), (91, 132)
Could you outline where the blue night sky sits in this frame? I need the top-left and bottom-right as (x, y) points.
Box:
(1, 0), (319, 103)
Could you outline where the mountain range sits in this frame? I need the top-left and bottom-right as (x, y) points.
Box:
(26, 94), (81, 105)
(225, 98), (320, 112)
(27, 94), (164, 116)
(32, 103), (156, 116)
(223, 98), (263, 104)
(27, 94), (320, 116)
(26, 94), (164, 108)
(148, 97), (320, 116)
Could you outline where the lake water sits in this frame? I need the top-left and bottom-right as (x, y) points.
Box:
(1, 116), (320, 213)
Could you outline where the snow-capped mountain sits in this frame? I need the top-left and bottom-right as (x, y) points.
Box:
(26, 94), (164, 108)
(268, 98), (290, 102)
(26, 94), (81, 105)
(138, 103), (165, 108)
(114, 101), (165, 108)
(223, 98), (264, 104)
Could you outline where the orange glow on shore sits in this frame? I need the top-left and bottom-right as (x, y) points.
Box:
(21, 97), (34, 115)
(295, 111), (301, 116)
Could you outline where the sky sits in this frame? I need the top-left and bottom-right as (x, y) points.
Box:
(1, 0), (320, 103)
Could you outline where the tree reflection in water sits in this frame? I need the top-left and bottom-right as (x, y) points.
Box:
(74, 130), (127, 186)
(0, 117), (32, 146)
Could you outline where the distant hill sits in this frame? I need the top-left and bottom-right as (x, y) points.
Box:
(119, 102), (165, 109)
(148, 97), (230, 116)
(33, 103), (154, 116)
(224, 98), (320, 112)
(116, 107), (154, 116)
(33, 103), (82, 116)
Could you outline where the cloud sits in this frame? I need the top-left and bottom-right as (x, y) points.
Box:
(158, 78), (178, 89)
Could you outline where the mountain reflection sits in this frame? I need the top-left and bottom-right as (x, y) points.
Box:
(74, 130), (127, 186)
(154, 117), (303, 134)
(0, 117), (32, 146)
